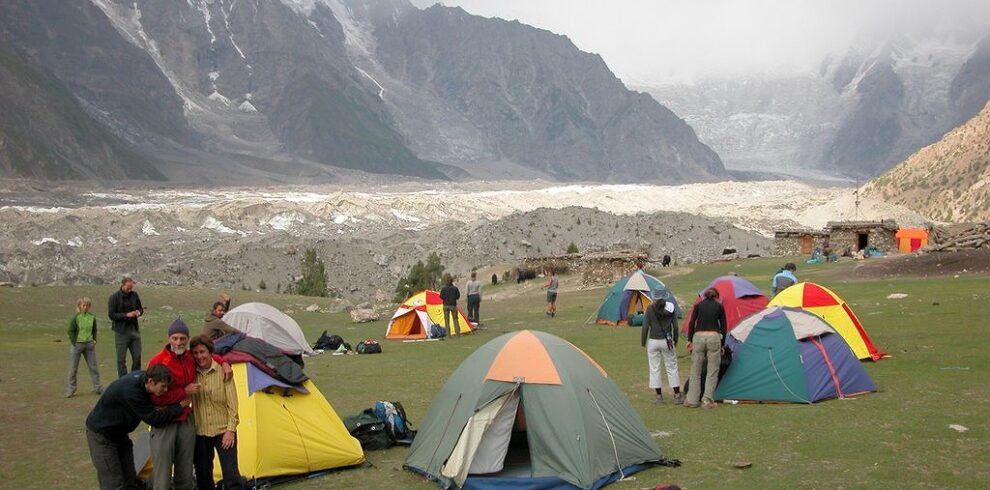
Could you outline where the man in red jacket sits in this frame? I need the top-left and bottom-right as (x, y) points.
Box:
(147, 319), (230, 490)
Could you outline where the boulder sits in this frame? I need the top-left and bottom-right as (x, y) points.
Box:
(350, 308), (379, 323)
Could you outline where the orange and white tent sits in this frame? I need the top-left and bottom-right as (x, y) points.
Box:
(386, 290), (473, 339)
(768, 282), (886, 361)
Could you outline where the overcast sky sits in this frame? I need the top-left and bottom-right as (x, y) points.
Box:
(410, 0), (990, 84)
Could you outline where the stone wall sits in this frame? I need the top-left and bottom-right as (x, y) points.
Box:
(521, 250), (649, 286)
(827, 220), (898, 254)
(773, 230), (828, 256)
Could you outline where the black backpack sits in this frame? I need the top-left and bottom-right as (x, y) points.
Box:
(356, 340), (382, 354)
(343, 410), (392, 450)
(313, 331), (344, 351)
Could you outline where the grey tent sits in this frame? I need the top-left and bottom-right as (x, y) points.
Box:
(223, 302), (316, 356)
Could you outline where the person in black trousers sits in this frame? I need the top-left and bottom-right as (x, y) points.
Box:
(108, 277), (144, 378)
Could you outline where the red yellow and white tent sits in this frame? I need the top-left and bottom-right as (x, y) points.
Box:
(386, 290), (473, 339)
(768, 282), (886, 361)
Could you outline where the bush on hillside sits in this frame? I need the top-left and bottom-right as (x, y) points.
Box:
(394, 252), (445, 302)
(291, 248), (328, 297)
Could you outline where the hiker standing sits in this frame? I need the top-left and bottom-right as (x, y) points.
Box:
(108, 276), (144, 378)
(770, 263), (798, 297)
(465, 272), (482, 324)
(642, 295), (682, 404)
(541, 269), (559, 317)
(440, 275), (462, 336)
(66, 297), (104, 397)
(684, 288), (726, 409)
(147, 320), (231, 490)
(203, 293), (241, 340)
(86, 364), (190, 490)
(189, 335), (245, 490)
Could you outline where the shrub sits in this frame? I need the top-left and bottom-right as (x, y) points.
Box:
(566, 242), (579, 254)
(291, 248), (328, 297)
(394, 252), (445, 302)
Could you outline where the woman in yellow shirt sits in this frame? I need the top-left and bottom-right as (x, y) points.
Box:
(189, 335), (244, 489)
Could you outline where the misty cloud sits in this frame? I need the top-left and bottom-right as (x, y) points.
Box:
(412, 0), (990, 84)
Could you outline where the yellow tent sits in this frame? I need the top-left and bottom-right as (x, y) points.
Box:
(768, 282), (886, 361)
(138, 363), (365, 484)
(386, 290), (473, 339)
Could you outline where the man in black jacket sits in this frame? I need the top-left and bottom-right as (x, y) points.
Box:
(108, 277), (144, 378)
(86, 364), (190, 490)
(439, 275), (462, 336)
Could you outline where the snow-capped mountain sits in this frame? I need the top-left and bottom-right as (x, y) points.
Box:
(640, 23), (990, 180)
(0, 0), (725, 183)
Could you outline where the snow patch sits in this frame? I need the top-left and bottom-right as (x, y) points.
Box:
(202, 216), (245, 235)
(307, 19), (326, 38)
(195, 0), (217, 44)
(208, 91), (232, 105)
(209, 71), (220, 81)
(332, 214), (351, 224)
(238, 100), (258, 112)
(355, 67), (385, 100)
(32, 237), (60, 246)
(176, 226), (187, 232)
(389, 209), (421, 222)
(67, 236), (83, 247)
(267, 212), (307, 230)
(107, 236), (118, 245)
(143, 220), (160, 236)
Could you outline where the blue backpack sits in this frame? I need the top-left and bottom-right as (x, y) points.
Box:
(373, 401), (412, 442)
(429, 323), (448, 339)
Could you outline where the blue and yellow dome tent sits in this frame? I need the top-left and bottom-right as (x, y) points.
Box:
(593, 270), (680, 325)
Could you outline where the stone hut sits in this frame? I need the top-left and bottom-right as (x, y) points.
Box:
(774, 229), (829, 256)
(827, 220), (898, 254)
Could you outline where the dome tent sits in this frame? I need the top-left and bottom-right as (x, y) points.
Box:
(386, 290), (473, 339)
(594, 270), (680, 325)
(680, 275), (768, 334)
(404, 330), (663, 489)
(714, 307), (877, 403)
(767, 282), (886, 361)
(223, 302), (316, 356)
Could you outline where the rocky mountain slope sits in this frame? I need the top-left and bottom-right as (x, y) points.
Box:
(0, 47), (163, 181)
(641, 24), (990, 180)
(861, 99), (990, 222)
(0, 181), (928, 297)
(0, 0), (724, 183)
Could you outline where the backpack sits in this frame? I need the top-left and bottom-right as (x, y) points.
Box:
(429, 323), (448, 339)
(313, 331), (344, 350)
(356, 340), (382, 354)
(373, 401), (413, 441)
(342, 410), (392, 450)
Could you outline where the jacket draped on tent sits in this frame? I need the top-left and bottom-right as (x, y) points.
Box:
(767, 282), (886, 361)
(405, 330), (662, 490)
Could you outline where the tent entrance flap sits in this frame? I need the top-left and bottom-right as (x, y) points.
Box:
(441, 391), (523, 487)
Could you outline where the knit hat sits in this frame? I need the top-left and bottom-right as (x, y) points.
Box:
(167, 319), (190, 337)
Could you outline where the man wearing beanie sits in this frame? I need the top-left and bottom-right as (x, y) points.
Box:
(147, 319), (231, 490)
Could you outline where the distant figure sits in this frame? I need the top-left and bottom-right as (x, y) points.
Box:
(86, 364), (189, 490)
(685, 288), (726, 409)
(203, 293), (241, 340)
(642, 296), (682, 404)
(541, 269), (559, 318)
(822, 237), (832, 262)
(662, 255), (672, 267)
(491, 273), (498, 285)
(440, 275), (462, 336)
(770, 263), (798, 297)
(465, 272), (482, 324)
(108, 276), (144, 378)
(66, 297), (103, 398)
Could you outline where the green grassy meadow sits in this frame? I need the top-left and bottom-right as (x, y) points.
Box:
(1, 257), (987, 489)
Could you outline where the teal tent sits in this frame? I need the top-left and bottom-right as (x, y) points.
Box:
(714, 307), (877, 403)
(594, 270), (679, 325)
(404, 330), (663, 489)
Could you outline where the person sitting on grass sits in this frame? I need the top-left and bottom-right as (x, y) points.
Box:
(66, 297), (103, 397)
